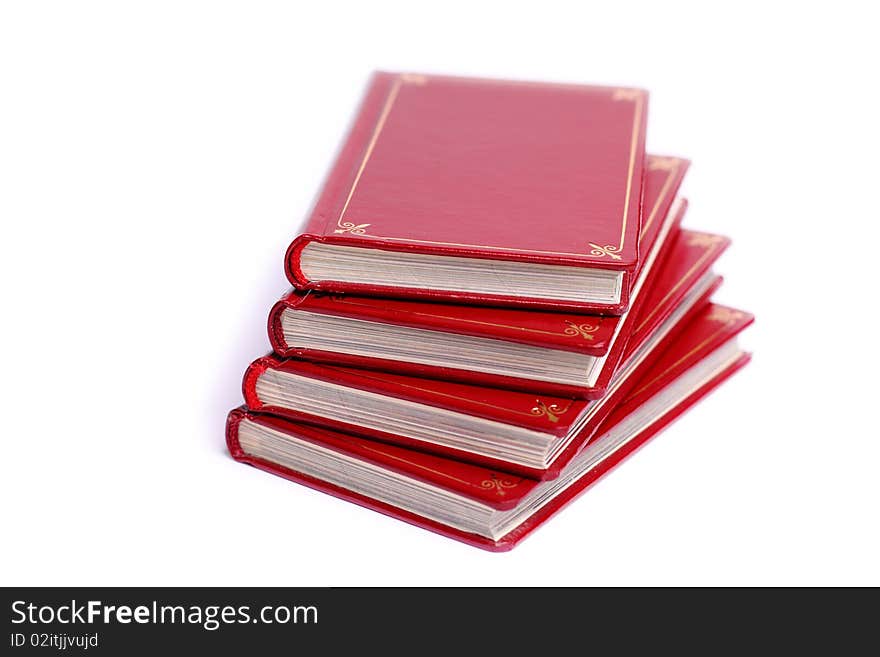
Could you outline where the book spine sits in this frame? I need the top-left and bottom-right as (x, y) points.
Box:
(241, 356), (280, 411)
(284, 234), (316, 289)
(225, 407), (247, 460)
(267, 296), (313, 358)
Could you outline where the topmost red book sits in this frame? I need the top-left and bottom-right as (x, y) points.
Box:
(286, 72), (648, 314)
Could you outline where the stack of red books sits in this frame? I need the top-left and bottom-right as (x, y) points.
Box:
(227, 72), (753, 550)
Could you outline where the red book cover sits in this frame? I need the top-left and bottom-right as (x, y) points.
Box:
(285, 72), (649, 313)
(271, 155), (688, 362)
(228, 304), (753, 550)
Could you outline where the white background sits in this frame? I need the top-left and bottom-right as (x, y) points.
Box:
(1, 1), (878, 586)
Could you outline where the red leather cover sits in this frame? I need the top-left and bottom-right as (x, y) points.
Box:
(285, 71), (649, 313)
(228, 306), (752, 550)
(266, 222), (723, 401)
(271, 155), (688, 360)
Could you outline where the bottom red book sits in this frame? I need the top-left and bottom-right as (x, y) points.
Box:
(226, 304), (752, 551)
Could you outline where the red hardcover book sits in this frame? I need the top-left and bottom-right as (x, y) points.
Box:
(243, 237), (728, 477)
(271, 156), (688, 390)
(228, 304), (752, 550)
(285, 72), (648, 314)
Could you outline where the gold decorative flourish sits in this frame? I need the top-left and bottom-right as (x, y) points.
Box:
(708, 306), (747, 325)
(686, 232), (725, 248)
(612, 88), (643, 101)
(530, 399), (572, 423)
(400, 73), (427, 85)
(648, 156), (679, 171)
(563, 320), (600, 340)
(334, 221), (371, 235)
(480, 474), (520, 496)
(588, 243), (623, 260)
